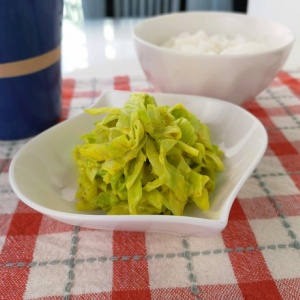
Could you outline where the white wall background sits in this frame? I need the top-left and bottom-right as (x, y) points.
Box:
(248, 0), (300, 69)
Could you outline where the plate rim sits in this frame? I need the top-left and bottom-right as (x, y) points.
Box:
(9, 90), (268, 234)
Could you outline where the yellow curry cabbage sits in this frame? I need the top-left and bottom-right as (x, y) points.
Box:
(73, 93), (224, 215)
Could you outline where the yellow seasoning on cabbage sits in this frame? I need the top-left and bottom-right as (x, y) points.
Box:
(73, 93), (224, 215)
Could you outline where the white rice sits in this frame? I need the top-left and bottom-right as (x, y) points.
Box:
(161, 30), (269, 55)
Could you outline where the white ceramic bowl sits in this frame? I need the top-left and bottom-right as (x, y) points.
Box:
(133, 12), (294, 105)
(9, 91), (267, 237)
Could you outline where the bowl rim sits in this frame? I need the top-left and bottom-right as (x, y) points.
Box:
(132, 11), (295, 58)
(9, 90), (268, 235)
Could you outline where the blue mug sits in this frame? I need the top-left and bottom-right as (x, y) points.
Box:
(0, 0), (63, 140)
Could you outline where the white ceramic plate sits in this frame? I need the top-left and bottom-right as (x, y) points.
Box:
(9, 91), (267, 237)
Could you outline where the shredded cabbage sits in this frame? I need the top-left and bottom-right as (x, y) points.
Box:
(73, 93), (224, 215)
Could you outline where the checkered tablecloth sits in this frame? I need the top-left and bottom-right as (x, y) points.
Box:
(1, 71), (300, 300)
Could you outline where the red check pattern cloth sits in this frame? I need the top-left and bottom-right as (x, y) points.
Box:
(1, 72), (300, 300)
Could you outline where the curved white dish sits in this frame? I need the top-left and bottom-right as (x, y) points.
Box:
(9, 91), (268, 237)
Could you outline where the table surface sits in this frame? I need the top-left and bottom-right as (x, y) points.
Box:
(1, 17), (300, 300)
(62, 18), (144, 79)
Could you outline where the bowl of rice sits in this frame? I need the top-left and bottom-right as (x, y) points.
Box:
(133, 12), (294, 105)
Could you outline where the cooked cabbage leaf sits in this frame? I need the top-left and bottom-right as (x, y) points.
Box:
(73, 93), (224, 215)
